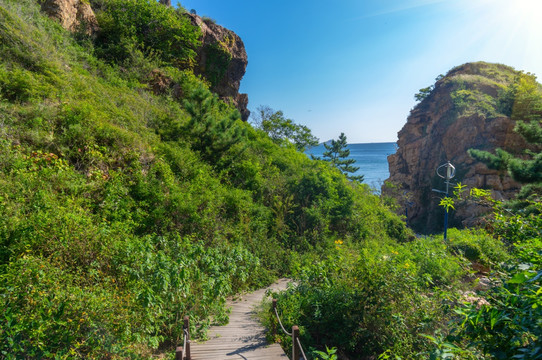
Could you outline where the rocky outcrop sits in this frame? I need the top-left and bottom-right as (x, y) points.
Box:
(147, 69), (183, 100)
(186, 14), (250, 121)
(40, 1), (249, 120)
(385, 62), (527, 233)
(40, 0), (98, 35)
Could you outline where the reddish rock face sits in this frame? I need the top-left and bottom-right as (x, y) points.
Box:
(186, 13), (250, 121)
(41, 0), (98, 35)
(385, 62), (526, 233)
(39, 2), (249, 120)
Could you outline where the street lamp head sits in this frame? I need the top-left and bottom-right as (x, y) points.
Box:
(437, 161), (455, 180)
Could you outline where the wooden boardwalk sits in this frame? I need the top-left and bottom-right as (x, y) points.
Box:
(189, 279), (290, 360)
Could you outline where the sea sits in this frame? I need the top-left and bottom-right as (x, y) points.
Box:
(306, 142), (397, 190)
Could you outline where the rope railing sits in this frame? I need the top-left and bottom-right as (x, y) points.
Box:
(273, 302), (293, 336)
(296, 337), (308, 360)
(272, 299), (308, 360)
(176, 300), (307, 360)
(175, 316), (191, 360)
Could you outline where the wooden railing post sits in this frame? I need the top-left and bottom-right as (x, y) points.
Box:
(292, 325), (300, 360)
(184, 316), (191, 360)
(175, 345), (183, 360)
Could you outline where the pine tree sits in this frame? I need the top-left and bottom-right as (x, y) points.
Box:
(322, 133), (364, 182)
(183, 85), (246, 165)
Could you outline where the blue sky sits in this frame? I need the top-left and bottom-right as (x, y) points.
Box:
(178, 0), (542, 143)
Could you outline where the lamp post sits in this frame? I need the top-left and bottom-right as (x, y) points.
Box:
(432, 161), (455, 241)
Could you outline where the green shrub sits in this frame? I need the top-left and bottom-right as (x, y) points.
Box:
(95, 0), (200, 66)
(446, 228), (510, 267)
(451, 88), (497, 118)
(438, 200), (541, 359)
(452, 262), (541, 360)
(204, 42), (232, 87)
(266, 239), (463, 359)
(0, 256), (137, 358)
(403, 236), (466, 286)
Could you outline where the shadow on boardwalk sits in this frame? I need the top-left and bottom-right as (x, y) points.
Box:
(189, 279), (290, 360)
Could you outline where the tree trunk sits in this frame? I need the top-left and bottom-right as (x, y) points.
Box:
(159, 0), (171, 6)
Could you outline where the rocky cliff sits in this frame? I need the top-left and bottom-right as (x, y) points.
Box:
(40, 1), (250, 120)
(40, 0), (99, 35)
(186, 14), (250, 121)
(386, 62), (528, 233)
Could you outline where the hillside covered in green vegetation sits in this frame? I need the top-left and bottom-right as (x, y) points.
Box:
(0, 0), (409, 357)
(0, 1), (540, 359)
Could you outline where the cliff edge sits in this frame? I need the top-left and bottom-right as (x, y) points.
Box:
(40, 1), (250, 120)
(386, 62), (528, 233)
(186, 13), (250, 121)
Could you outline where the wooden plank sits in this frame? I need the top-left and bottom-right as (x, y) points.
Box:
(190, 279), (290, 360)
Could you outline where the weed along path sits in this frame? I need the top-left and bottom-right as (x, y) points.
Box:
(189, 279), (290, 360)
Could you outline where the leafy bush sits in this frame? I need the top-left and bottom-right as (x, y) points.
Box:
(451, 88), (497, 118)
(203, 41), (232, 87)
(1, 256), (136, 358)
(95, 0), (200, 66)
(266, 237), (468, 359)
(429, 194), (541, 359)
(452, 264), (541, 360)
(446, 228), (510, 267)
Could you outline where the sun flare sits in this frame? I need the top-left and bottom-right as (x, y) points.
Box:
(448, 0), (542, 76)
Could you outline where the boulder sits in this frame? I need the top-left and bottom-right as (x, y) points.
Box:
(40, 0), (98, 35)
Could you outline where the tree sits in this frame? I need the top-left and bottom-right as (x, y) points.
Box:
(183, 85), (246, 165)
(414, 86), (433, 102)
(322, 133), (364, 182)
(251, 106), (318, 152)
(415, 75), (443, 103)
